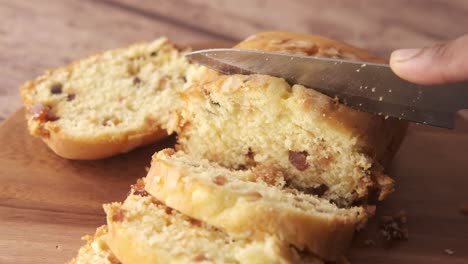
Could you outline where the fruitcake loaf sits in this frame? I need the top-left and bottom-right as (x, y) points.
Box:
(176, 32), (407, 206)
(105, 179), (322, 264)
(145, 149), (370, 261)
(20, 37), (205, 160)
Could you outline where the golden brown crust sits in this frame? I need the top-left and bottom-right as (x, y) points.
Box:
(145, 149), (368, 260)
(41, 128), (167, 160)
(236, 31), (384, 62)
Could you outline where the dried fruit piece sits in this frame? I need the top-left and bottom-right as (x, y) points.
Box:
(189, 218), (202, 227)
(46, 113), (60, 122)
(193, 254), (208, 262)
(253, 165), (283, 186)
(213, 175), (227, 186)
(29, 103), (59, 122)
(133, 77), (141, 85)
(50, 83), (63, 94)
(131, 179), (149, 197)
(151, 198), (163, 206)
(67, 93), (76, 101)
(112, 208), (126, 222)
(107, 255), (122, 264)
(289, 151), (309, 171)
(30, 104), (48, 121)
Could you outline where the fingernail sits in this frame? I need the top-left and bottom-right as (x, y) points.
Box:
(390, 48), (423, 62)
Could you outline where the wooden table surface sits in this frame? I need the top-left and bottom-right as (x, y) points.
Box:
(1, 0), (468, 122)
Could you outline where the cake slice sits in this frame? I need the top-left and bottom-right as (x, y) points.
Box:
(104, 179), (322, 264)
(145, 149), (369, 261)
(68, 226), (121, 264)
(20, 37), (205, 160)
(176, 31), (407, 206)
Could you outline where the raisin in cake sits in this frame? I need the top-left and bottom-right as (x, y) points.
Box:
(176, 32), (407, 206)
(20, 38), (205, 160)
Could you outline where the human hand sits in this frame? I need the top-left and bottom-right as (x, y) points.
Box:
(390, 34), (468, 85)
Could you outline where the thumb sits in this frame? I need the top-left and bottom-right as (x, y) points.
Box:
(390, 34), (468, 85)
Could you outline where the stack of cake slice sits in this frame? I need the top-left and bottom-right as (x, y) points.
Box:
(70, 178), (323, 264)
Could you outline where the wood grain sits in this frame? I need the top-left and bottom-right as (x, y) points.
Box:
(1, 109), (468, 263)
(111, 0), (468, 55)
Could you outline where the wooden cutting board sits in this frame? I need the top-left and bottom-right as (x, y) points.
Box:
(1, 109), (468, 263)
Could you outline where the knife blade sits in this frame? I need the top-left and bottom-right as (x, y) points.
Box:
(186, 48), (468, 128)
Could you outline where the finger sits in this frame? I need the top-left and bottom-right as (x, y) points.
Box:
(389, 34), (468, 85)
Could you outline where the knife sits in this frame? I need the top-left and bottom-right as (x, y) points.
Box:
(186, 48), (468, 128)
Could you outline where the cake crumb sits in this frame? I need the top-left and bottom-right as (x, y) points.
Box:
(444, 249), (454, 255)
(379, 210), (408, 246)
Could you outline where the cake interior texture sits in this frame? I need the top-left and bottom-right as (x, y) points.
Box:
(178, 74), (402, 206)
(104, 182), (310, 264)
(21, 38), (205, 149)
(145, 149), (368, 260)
(177, 32), (406, 206)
